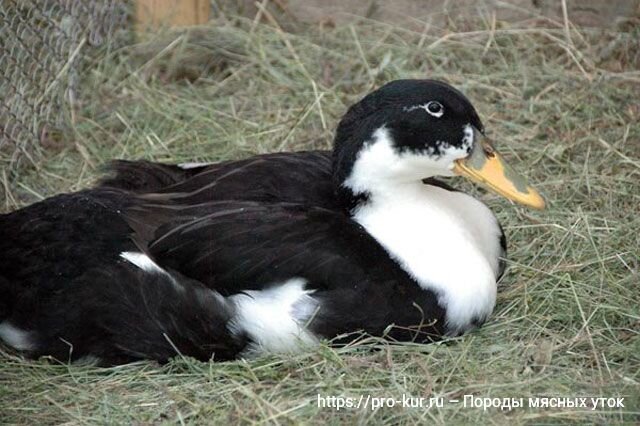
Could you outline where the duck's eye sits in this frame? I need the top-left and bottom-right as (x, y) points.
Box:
(426, 101), (444, 117)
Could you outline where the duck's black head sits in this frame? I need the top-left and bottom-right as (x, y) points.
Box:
(332, 79), (545, 210)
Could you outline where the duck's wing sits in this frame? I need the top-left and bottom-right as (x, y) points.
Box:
(99, 151), (336, 208)
(125, 200), (376, 293)
(124, 199), (446, 343)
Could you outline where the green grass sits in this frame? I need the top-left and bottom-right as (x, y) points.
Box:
(1, 10), (639, 424)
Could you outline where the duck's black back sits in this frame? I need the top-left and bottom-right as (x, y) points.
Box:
(100, 151), (339, 209)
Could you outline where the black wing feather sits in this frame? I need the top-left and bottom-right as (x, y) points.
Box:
(99, 151), (339, 209)
(99, 160), (206, 192)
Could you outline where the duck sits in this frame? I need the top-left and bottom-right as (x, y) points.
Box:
(0, 79), (545, 365)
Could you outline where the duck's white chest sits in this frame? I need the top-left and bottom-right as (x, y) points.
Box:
(352, 184), (503, 333)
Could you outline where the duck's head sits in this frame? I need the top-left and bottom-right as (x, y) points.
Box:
(333, 79), (545, 209)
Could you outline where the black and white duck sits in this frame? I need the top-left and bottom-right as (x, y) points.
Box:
(0, 79), (544, 365)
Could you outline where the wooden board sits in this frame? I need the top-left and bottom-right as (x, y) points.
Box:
(136, 0), (210, 31)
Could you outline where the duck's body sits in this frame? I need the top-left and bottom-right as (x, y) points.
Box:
(0, 80), (543, 365)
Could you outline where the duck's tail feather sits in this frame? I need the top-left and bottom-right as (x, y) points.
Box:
(2, 260), (247, 365)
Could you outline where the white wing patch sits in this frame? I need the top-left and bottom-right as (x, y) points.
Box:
(120, 251), (165, 274)
(177, 162), (214, 170)
(228, 278), (319, 356)
(120, 251), (183, 291)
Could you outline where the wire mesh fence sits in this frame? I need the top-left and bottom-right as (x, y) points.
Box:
(0, 0), (128, 167)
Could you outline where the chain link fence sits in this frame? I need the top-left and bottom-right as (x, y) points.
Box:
(0, 0), (128, 167)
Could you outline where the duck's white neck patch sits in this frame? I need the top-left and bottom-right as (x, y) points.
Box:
(343, 127), (471, 196)
(346, 127), (501, 334)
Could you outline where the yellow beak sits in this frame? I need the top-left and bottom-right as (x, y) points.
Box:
(453, 128), (545, 210)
